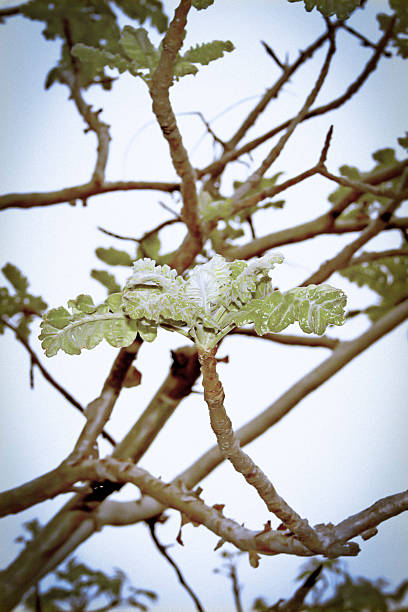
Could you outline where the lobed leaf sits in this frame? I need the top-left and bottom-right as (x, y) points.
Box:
(39, 295), (140, 356)
(183, 40), (234, 66)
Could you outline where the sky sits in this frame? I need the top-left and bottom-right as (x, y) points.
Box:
(0, 0), (407, 610)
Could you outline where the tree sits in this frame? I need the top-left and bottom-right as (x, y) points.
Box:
(0, 0), (407, 610)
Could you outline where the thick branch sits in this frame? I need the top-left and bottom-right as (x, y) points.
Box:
(149, 0), (201, 244)
(198, 346), (327, 555)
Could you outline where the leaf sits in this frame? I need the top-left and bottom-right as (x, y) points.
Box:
(91, 269), (121, 294)
(286, 0), (362, 19)
(119, 26), (159, 70)
(192, 0), (215, 8)
(39, 296), (139, 356)
(2, 263), (29, 293)
(183, 40), (234, 66)
(232, 284), (346, 335)
(95, 247), (133, 266)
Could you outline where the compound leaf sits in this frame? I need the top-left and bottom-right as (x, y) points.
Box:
(39, 296), (140, 356)
(183, 40), (234, 66)
(232, 284), (346, 335)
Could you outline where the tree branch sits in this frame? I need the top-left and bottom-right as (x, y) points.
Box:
(197, 346), (330, 555)
(302, 179), (407, 285)
(229, 328), (339, 349)
(149, 0), (201, 245)
(230, 29), (336, 204)
(0, 180), (180, 211)
(222, 160), (408, 260)
(146, 517), (205, 612)
(225, 26), (334, 152)
(198, 18), (395, 181)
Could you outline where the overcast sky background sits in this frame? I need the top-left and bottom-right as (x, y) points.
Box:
(0, 0), (407, 610)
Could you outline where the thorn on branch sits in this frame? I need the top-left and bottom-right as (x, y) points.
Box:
(261, 40), (286, 70)
(319, 125), (334, 165)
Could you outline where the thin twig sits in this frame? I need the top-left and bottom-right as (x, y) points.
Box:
(229, 328), (339, 349)
(261, 40), (286, 70)
(230, 29), (336, 204)
(98, 217), (181, 245)
(146, 517), (205, 612)
(225, 26), (335, 152)
(1, 318), (116, 446)
(341, 23), (392, 57)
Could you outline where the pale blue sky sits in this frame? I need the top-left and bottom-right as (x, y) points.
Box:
(1, 1), (407, 610)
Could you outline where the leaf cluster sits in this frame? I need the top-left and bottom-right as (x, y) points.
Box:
(72, 26), (234, 84)
(329, 148), (404, 221)
(20, 0), (168, 90)
(23, 557), (157, 612)
(340, 252), (408, 321)
(0, 264), (47, 339)
(41, 254), (346, 355)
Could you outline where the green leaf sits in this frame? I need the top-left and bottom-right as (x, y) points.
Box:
(232, 284), (346, 335)
(95, 247), (133, 266)
(287, 0), (362, 19)
(119, 26), (159, 70)
(39, 297), (139, 356)
(91, 269), (121, 294)
(340, 253), (408, 321)
(2, 263), (29, 293)
(183, 40), (234, 66)
(192, 0), (215, 9)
